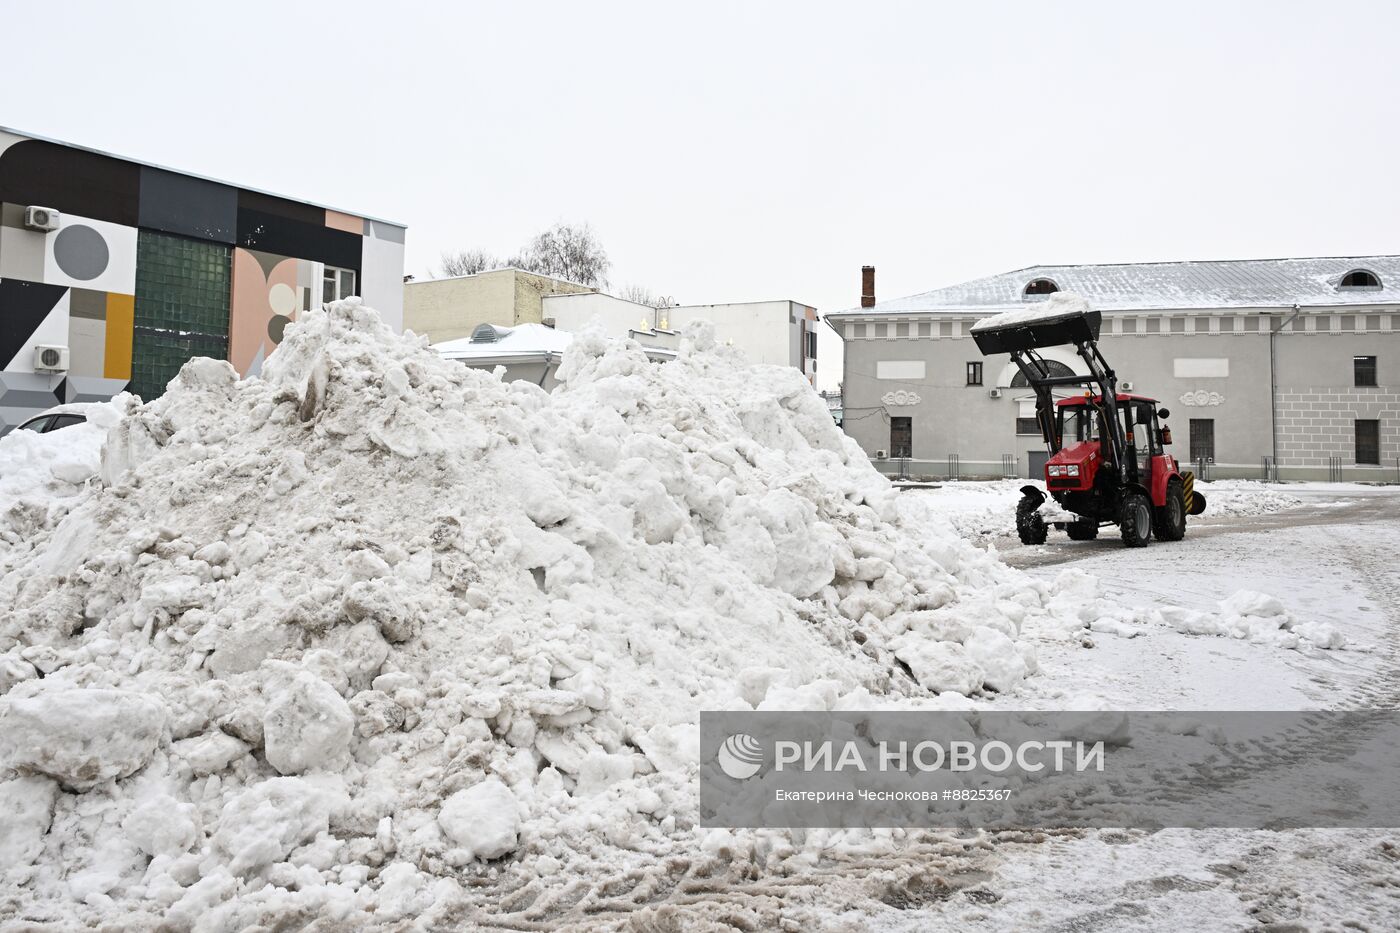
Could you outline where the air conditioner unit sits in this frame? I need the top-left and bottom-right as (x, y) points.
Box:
(23, 206), (60, 232)
(34, 345), (69, 373)
(874, 449), (888, 460)
(989, 388), (1003, 398)
(1121, 381), (1134, 391)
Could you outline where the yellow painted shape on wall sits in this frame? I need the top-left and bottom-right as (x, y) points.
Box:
(104, 292), (134, 380)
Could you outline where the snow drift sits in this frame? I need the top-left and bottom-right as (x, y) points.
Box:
(0, 301), (1089, 927)
(0, 397), (133, 554)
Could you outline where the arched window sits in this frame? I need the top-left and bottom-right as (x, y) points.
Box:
(1010, 359), (1075, 387)
(1339, 269), (1382, 289)
(1023, 278), (1060, 297)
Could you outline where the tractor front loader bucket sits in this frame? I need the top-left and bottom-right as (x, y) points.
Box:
(970, 306), (1103, 356)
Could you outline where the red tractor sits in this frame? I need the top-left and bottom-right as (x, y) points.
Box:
(971, 302), (1205, 548)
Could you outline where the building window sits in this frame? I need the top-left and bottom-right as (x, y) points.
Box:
(1015, 417), (1040, 435)
(1355, 355), (1378, 387)
(1023, 278), (1059, 297)
(1189, 419), (1215, 463)
(1339, 269), (1382, 290)
(1009, 359), (1074, 387)
(966, 361), (983, 385)
(1355, 420), (1380, 465)
(806, 330), (817, 360)
(323, 266), (358, 303)
(890, 417), (912, 458)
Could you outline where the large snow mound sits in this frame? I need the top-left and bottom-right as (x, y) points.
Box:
(0, 301), (1091, 927)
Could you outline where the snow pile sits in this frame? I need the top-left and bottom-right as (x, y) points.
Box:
(0, 687), (167, 789)
(0, 397), (133, 552)
(1194, 480), (1302, 516)
(1161, 590), (1345, 651)
(970, 291), (1094, 333)
(922, 480), (1079, 540)
(0, 300), (1081, 927)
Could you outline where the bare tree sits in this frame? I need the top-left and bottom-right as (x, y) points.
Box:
(510, 222), (610, 287)
(438, 248), (502, 278)
(617, 284), (677, 309)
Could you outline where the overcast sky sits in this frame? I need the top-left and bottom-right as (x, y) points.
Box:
(6, 1), (1398, 389)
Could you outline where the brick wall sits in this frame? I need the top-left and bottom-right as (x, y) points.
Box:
(1275, 386), (1400, 466)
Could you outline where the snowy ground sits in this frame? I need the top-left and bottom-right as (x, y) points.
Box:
(909, 478), (1310, 542)
(844, 483), (1400, 931)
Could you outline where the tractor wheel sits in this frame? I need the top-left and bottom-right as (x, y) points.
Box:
(1118, 492), (1153, 548)
(1015, 493), (1048, 545)
(1153, 480), (1187, 542)
(1065, 518), (1099, 541)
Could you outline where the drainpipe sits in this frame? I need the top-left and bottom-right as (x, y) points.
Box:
(1269, 303), (1301, 475)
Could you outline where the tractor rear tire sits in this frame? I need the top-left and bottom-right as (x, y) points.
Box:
(1016, 493), (1048, 545)
(1153, 480), (1187, 541)
(1065, 518), (1099, 541)
(1118, 492), (1153, 548)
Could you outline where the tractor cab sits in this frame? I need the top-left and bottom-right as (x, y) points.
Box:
(1049, 394), (1171, 494)
(970, 295), (1205, 548)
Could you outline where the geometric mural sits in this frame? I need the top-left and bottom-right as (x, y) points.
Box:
(0, 279), (135, 431)
(0, 279), (67, 369)
(43, 213), (137, 294)
(230, 248), (317, 377)
(0, 127), (405, 431)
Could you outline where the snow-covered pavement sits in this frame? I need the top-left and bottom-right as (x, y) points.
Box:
(909, 478), (1308, 542)
(1007, 492), (1400, 710)
(846, 483), (1400, 931)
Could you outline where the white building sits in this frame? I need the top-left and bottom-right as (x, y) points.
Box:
(827, 259), (1400, 482)
(544, 292), (819, 383)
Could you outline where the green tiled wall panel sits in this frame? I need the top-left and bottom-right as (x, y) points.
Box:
(130, 231), (231, 399)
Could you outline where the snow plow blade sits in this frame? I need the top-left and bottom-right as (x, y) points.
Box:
(970, 306), (1103, 355)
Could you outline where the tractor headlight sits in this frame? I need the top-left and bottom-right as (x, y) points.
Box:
(1066, 464), (1080, 477)
(1048, 465), (1064, 477)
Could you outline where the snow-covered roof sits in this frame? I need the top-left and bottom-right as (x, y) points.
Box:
(433, 323), (676, 369)
(829, 256), (1400, 317)
(433, 323), (574, 360)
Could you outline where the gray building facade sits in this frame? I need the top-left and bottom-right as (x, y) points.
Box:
(827, 258), (1400, 482)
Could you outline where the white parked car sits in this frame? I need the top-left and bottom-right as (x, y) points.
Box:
(13, 403), (108, 435)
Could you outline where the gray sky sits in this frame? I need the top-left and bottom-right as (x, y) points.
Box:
(6, 0), (1398, 389)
